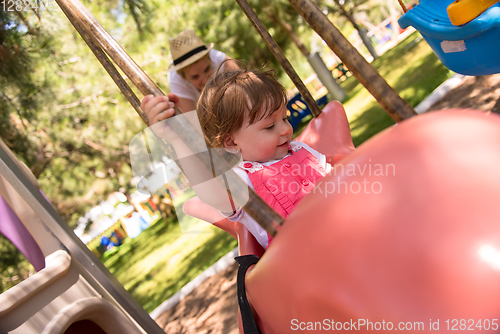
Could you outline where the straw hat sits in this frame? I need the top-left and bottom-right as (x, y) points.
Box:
(169, 30), (214, 72)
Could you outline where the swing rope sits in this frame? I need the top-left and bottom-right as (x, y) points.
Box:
(236, 0), (321, 118)
(398, 0), (408, 13)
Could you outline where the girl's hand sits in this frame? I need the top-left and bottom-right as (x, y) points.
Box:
(141, 92), (180, 125)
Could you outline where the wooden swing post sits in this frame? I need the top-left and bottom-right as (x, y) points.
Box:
(288, 0), (417, 122)
(235, 0), (322, 118)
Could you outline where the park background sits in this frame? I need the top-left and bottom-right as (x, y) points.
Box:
(4, 0), (498, 331)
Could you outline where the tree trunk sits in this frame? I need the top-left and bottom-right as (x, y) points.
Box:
(333, 0), (378, 60)
(269, 11), (347, 100)
(288, 0), (417, 121)
(268, 12), (346, 101)
(269, 13), (310, 57)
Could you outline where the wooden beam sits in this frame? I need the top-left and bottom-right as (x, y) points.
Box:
(288, 0), (417, 121)
(236, 0), (321, 117)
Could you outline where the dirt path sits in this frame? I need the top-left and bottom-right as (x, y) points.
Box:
(154, 262), (240, 334)
(154, 73), (500, 334)
(428, 74), (500, 112)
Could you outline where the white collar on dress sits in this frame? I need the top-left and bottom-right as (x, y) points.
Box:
(238, 142), (303, 173)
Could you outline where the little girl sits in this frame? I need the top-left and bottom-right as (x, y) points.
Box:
(195, 67), (332, 249)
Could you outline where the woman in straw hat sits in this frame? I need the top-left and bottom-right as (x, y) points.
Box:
(141, 30), (238, 123)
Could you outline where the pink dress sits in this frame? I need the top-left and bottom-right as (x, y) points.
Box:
(228, 142), (330, 248)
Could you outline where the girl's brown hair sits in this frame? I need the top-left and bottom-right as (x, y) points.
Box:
(197, 64), (287, 148)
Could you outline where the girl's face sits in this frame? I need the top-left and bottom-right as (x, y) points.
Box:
(227, 104), (293, 163)
(183, 57), (214, 92)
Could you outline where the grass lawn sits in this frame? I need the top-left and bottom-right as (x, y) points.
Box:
(100, 31), (454, 315)
(344, 32), (454, 146)
(100, 214), (237, 313)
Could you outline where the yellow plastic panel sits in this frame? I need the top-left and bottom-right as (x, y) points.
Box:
(448, 0), (500, 26)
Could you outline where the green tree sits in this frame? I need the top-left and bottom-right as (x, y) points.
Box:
(0, 234), (33, 293)
(188, 0), (300, 74)
(1, 5), (144, 228)
(1, 5), (56, 169)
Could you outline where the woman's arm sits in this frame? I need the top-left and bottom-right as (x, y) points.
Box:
(175, 97), (197, 113)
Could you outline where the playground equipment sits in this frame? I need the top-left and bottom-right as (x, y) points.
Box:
(398, 0), (500, 76)
(0, 139), (163, 334)
(244, 109), (500, 333)
(286, 93), (328, 130)
(447, 0), (500, 26)
(2, 0), (500, 333)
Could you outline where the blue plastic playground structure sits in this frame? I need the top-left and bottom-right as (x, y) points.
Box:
(286, 93), (329, 131)
(398, 0), (500, 76)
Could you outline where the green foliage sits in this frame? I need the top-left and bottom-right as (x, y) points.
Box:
(320, 0), (394, 25)
(122, 0), (152, 35)
(1, 7), (145, 227)
(0, 234), (34, 293)
(167, 0), (303, 75)
(0, 7), (56, 167)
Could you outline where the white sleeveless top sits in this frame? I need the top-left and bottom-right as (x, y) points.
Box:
(167, 49), (227, 103)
